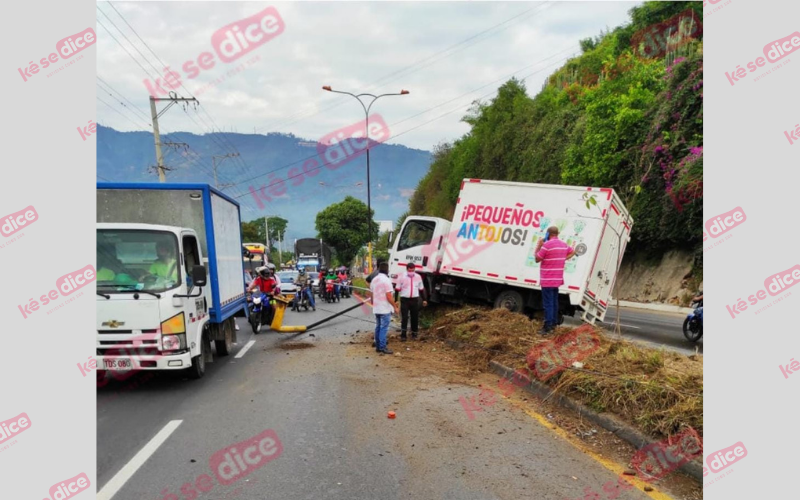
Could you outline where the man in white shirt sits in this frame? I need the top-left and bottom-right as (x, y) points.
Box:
(395, 262), (427, 341)
(370, 261), (399, 355)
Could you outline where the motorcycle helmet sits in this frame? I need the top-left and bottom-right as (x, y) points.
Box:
(298, 268), (306, 275)
(256, 266), (269, 278)
(267, 263), (276, 273)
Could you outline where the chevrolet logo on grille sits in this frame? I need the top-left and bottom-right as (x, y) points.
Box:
(102, 320), (125, 328)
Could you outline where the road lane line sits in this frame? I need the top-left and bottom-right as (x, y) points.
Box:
(235, 339), (256, 358)
(97, 419), (183, 500)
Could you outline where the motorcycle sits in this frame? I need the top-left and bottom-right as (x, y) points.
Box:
(682, 299), (703, 342)
(339, 278), (351, 298)
(248, 287), (273, 333)
(294, 284), (311, 311)
(325, 278), (339, 303)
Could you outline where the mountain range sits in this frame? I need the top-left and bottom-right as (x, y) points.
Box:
(97, 124), (432, 241)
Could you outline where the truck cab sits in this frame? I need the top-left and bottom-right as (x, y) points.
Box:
(388, 216), (451, 281)
(96, 222), (227, 380)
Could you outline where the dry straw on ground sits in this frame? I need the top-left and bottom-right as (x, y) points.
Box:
(429, 307), (703, 439)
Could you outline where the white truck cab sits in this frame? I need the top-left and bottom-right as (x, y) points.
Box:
(96, 223), (224, 379)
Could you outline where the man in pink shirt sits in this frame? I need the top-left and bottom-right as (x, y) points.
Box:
(535, 226), (575, 335)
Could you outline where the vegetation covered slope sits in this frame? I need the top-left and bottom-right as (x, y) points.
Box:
(407, 2), (703, 268)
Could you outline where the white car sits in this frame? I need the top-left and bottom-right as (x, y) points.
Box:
(277, 271), (299, 295)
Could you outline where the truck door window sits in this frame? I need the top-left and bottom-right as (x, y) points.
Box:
(397, 220), (436, 251)
(182, 235), (200, 286)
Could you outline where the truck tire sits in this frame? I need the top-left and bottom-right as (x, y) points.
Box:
(494, 290), (524, 313)
(187, 339), (206, 379)
(215, 319), (233, 356)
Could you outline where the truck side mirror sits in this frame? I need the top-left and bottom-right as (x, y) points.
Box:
(192, 265), (207, 287)
(388, 231), (394, 244)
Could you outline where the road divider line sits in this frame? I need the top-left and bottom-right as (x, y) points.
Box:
(96, 419), (183, 500)
(235, 339), (256, 358)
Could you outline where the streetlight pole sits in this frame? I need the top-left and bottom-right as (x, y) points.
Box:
(322, 86), (409, 273)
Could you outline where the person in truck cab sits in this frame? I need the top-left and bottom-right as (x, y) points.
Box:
(149, 240), (179, 281)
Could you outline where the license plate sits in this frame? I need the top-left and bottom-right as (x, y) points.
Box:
(103, 358), (133, 370)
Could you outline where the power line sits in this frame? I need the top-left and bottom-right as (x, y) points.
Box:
(257, 2), (555, 135)
(226, 49), (576, 196)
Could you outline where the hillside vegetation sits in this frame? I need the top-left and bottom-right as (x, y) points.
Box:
(407, 2), (703, 270)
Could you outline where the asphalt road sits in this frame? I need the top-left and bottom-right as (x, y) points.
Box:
(564, 305), (702, 356)
(97, 299), (663, 500)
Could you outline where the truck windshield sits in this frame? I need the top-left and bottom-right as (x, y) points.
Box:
(97, 230), (181, 293)
(397, 220), (436, 251)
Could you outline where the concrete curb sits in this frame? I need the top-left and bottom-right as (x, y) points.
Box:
(438, 338), (702, 483)
(487, 360), (704, 483)
(614, 300), (693, 315)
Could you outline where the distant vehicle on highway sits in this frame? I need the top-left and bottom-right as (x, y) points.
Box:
(277, 270), (299, 295)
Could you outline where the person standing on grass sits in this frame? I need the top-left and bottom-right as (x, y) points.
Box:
(395, 262), (427, 341)
(370, 261), (399, 355)
(535, 226), (575, 335)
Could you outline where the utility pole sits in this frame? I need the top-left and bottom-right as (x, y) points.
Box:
(278, 232), (283, 269)
(212, 153), (240, 189)
(265, 217), (269, 266)
(150, 91), (199, 182)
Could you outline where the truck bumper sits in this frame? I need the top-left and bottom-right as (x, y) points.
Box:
(97, 351), (193, 371)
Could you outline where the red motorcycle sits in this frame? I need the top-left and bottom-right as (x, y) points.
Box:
(324, 278), (340, 303)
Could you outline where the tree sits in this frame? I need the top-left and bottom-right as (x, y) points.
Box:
(315, 196), (379, 267)
(240, 216), (288, 252)
(374, 231), (392, 262)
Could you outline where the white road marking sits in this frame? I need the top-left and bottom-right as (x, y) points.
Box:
(96, 420), (183, 500)
(235, 339), (256, 358)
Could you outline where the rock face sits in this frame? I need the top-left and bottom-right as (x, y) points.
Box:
(614, 249), (701, 305)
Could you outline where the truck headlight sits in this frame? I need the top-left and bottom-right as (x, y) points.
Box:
(163, 335), (184, 351)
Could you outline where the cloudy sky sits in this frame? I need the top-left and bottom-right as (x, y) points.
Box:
(96, 1), (640, 152)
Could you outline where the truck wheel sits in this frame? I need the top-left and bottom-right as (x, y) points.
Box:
(215, 319), (233, 356)
(494, 290), (524, 313)
(187, 340), (206, 379)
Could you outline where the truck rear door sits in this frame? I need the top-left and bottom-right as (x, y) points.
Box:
(582, 199), (631, 323)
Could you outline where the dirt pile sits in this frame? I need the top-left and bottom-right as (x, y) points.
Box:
(429, 307), (703, 439)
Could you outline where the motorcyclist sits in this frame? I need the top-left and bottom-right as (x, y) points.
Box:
(337, 267), (348, 296)
(267, 263), (281, 293)
(325, 267), (339, 300)
(317, 267), (326, 298)
(292, 268), (316, 312)
(693, 290), (703, 321)
(247, 266), (276, 295)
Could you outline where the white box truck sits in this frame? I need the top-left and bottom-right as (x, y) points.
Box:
(96, 183), (248, 379)
(388, 179), (633, 324)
